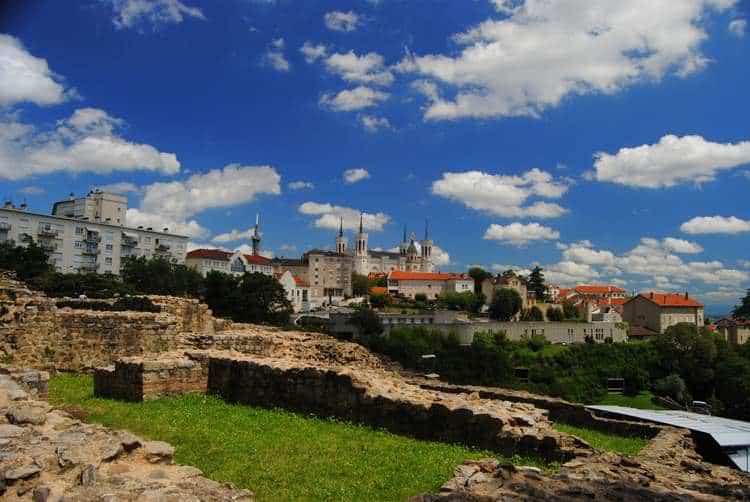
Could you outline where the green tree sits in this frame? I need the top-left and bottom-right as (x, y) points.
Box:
(526, 266), (546, 301)
(522, 305), (544, 321)
(488, 288), (522, 321)
(468, 266), (492, 294)
(622, 366), (649, 396)
(0, 241), (52, 281)
(348, 308), (384, 343)
(733, 289), (750, 318)
(546, 306), (564, 322)
(234, 272), (293, 325)
(653, 322), (718, 400)
(562, 301), (579, 320)
(439, 291), (476, 311)
(351, 272), (369, 297)
(369, 293), (389, 309)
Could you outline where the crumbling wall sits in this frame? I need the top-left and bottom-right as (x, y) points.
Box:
(207, 354), (586, 462)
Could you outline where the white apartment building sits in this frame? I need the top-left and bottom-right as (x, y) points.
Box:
(185, 249), (274, 277)
(387, 271), (474, 300)
(0, 192), (187, 275)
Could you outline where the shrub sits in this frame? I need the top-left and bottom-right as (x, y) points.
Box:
(414, 293), (427, 302)
(488, 289), (522, 321)
(113, 296), (161, 313)
(653, 374), (689, 404)
(546, 306), (564, 322)
(622, 366), (649, 396)
(527, 334), (546, 352)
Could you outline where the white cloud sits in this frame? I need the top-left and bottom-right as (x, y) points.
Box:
(703, 287), (745, 303)
(431, 169), (569, 218)
(0, 34), (72, 107)
(323, 51), (393, 86)
(324, 10), (360, 32)
(93, 182), (140, 194)
(288, 180), (314, 190)
(397, 0), (734, 120)
(729, 18), (747, 37)
(298, 202), (390, 232)
(359, 114), (391, 132)
(300, 42), (328, 63)
(212, 228), (255, 243)
(343, 168), (370, 184)
(544, 261), (601, 285)
(130, 164), (282, 238)
(491, 264), (532, 276)
(431, 245), (451, 267)
(662, 237), (703, 254)
(18, 186), (44, 195)
(0, 108), (180, 180)
(738, 260), (750, 269)
(320, 86), (389, 111)
(562, 241), (616, 266)
(263, 38), (291, 72)
(110, 0), (205, 30)
(593, 135), (750, 188)
(483, 222), (560, 246)
(680, 215), (750, 234)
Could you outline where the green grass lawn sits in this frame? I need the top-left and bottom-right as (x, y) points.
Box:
(553, 423), (649, 457)
(50, 374), (553, 502)
(596, 391), (666, 410)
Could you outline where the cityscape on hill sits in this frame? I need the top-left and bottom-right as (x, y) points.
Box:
(1, 0), (749, 499)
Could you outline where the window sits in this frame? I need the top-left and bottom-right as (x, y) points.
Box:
(76, 227), (84, 235)
(105, 257), (112, 265)
(105, 244), (113, 251)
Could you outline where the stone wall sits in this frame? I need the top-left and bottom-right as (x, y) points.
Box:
(0, 366), (253, 500)
(207, 354), (586, 462)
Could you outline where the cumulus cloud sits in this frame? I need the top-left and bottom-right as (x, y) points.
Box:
(92, 182), (140, 194)
(359, 114), (391, 132)
(0, 34), (72, 107)
(593, 135), (750, 188)
(288, 180), (314, 190)
(126, 209), (208, 238)
(130, 164), (282, 238)
(263, 38), (291, 72)
(491, 264), (532, 276)
(343, 168), (370, 184)
(662, 237), (704, 254)
(431, 245), (451, 267)
(320, 86), (389, 112)
(18, 186), (45, 195)
(396, 0), (733, 120)
(300, 42), (328, 63)
(298, 202), (390, 232)
(680, 215), (750, 234)
(483, 222), (560, 246)
(212, 228), (255, 243)
(324, 10), (360, 32)
(109, 0), (205, 30)
(729, 18), (747, 37)
(0, 108), (180, 180)
(432, 169), (569, 218)
(323, 51), (393, 86)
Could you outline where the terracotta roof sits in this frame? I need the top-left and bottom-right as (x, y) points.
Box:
(186, 248), (231, 260)
(243, 254), (272, 266)
(631, 292), (704, 308)
(293, 276), (309, 287)
(388, 271), (471, 281)
(575, 284), (626, 294)
(596, 298), (627, 306)
(368, 272), (387, 280)
(630, 326), (660, 338)
(369, 286), (388, 295)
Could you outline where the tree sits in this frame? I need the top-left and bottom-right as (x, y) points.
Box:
(369, 293), (389, 309)
(348, 308), (384, 342)
(527, 266), (546, 301)
(351, 272), (369, 297)
(468, 266), (492, 294)
(547, 306), (564, 322)
(439, 291), (477, 311)
(488, 288), (522, 321)
(622, 366), (649, 396)
(0, 241), (52, 281)
(562, 301), (579, 320)
(522, 305), (544, 321)
(733, 289), (750, 319)
(235, 272), (293, 325)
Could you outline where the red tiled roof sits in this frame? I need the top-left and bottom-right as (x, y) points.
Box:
(186, 249), (231, 260)
(388, 271), (471, 281)
(596, 298), (627, 306)
(368, 272), (386, 280)
(243, 254), (272, 266)
(370, 286), (388, 295)
(575, 284), (626, 294)
(633, 292), (704, 308)
(293, 276), (309, 287)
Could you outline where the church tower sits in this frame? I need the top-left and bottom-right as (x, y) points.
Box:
(251, 213), (261, 256)
(406, 231), (420, 272)
(399, 225), (409, 257)
(420, 220), (433, 272)
(335, 217), (347, 254)
(354, 213), (369, 274)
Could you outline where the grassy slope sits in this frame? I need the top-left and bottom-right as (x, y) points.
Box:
(50, 375), (552, 502)
(553, 423), (649, 457)
(597, 391), (666, 410)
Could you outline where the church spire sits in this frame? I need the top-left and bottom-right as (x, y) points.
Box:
(424, 219), (429, 240)
(359, 212), (363, 234)
(251, 212), (261, 256)
(403, 225), (407, 243)
(338, 216), (343, 237)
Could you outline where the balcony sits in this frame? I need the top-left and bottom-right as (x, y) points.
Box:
(40, 242), (57, 253)
(79, 264), (98, 273)
(19, 233), (33, 243)
(84, 235), (101, 245)
(38, 227), (58, 238)
(121, 235), (138, 247)
(0, 222), (10, 232)
(81, 248), (99, 256)
(155, 243), (171, 252)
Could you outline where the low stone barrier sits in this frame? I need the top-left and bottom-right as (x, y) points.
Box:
(208, 355), (586, 462)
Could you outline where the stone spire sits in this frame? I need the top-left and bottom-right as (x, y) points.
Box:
(359, 212), (363, 234)
(251, 213), (261, 256)
(339, 216), (344, 237)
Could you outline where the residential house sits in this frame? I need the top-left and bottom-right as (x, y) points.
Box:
(276, 270), (310, 312)
(481, 271), (529, 310)
(623, 292), (704, 335)
(186, 249), (273, 277)
(387, 271), (473, 300)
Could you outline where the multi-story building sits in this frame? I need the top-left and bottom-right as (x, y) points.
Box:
(276, 270), (310, 312)
(304, 249), (354, 300)
(386, 271), (473, 300)
(623, 292), (704, 335)
(185, 249), (273, 276)
(481, 272), (529, 310)
(716, 318), (750, 346)
(0, 193), (187, 275)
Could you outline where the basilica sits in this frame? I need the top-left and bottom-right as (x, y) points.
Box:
(335, 215), (435, 275)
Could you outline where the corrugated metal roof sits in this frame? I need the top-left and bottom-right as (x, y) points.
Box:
(586, 405), (750, 472)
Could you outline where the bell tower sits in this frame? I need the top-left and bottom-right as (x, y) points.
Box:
(420, 219), (433, 272)
(354, 213), (369, 274)
(335, 217), (347, 254)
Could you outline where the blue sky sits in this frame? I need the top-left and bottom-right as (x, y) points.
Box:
(1, 0), (749, 311)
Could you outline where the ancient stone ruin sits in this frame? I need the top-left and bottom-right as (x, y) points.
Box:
(2, 271), (750, 500)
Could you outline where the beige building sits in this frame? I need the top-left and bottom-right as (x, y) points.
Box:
(716, 318), (750, 346)
(276, 270), (310, 313)
(481, 272), (529, 310)
(623, 292), (704, 335)
(185, 249), (273, 277)
(304, 249), (354, 301)
(387, 271), (473, 300)
(0, 194), (187, 275)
